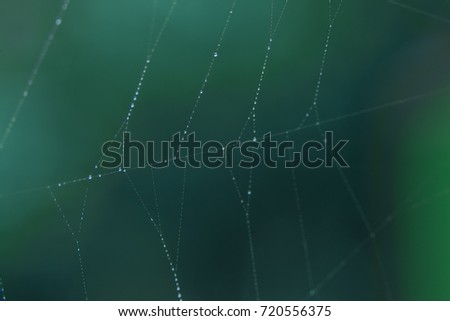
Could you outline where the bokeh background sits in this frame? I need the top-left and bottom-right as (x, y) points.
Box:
(1, 0), (450, 300)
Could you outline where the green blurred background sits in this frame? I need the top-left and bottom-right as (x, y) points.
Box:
(0, 0), (450, 300)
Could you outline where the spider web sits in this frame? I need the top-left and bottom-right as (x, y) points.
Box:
(0, 0), (450, 300)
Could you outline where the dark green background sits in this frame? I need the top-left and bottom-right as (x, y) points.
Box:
(0, 0), (450, 300)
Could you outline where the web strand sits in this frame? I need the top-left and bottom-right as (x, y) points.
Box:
(387, 0), (450, 25)
(174, 0), (238, 277)
(125, 171), (183, 301)
(305, 0), (391, 299)
(174, 168), (187, 271)
(231, 0), (289, 300)
(228, 169), (260, 300)
(0, 0), (71, 150)
(286, 133), (315, 294)
(308, 184), (450, 298)
(48, 187), (89, 300)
